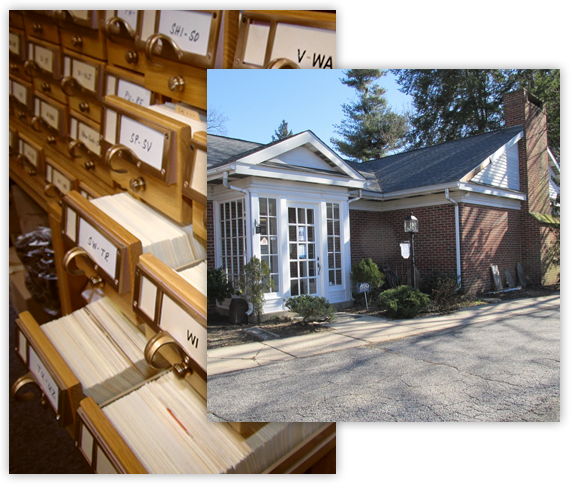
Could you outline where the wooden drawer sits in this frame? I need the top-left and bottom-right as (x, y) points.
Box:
(67, 110), (114, 188)
(133, 253), (207, 394)
(54, 10), (108, 61)
(75, 386), (336, 474)
(22, 11), (61, 44)
(9, 75), (34, 115)
(9, 10), (25, 30)
(61, 190), (143, 298)
(9, 27), (31, 81)
(25, 37), (68, 104)
(136, 10), (222, 70)
(12, 311), (84, 431)
(105, 64), (158, 107)
(44, 156), (78, 205)
(31, 91), (69, 156)
(184, 131), (207, 242)
(102, 10), (146, 73)
(14, 131), (45, 179)
(61, 50), (106, 123)
(100, 95), (200, 224)
(233, 10), (336, 69)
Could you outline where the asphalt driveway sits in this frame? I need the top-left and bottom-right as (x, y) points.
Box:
(207, 295), (560, 422)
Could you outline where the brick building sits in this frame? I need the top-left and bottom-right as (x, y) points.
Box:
(207, 89), (559, 315)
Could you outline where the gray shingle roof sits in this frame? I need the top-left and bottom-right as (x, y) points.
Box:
(347, 125), (524, 194)
(209, 125), (524, 196)
(207, 134), (263, 169)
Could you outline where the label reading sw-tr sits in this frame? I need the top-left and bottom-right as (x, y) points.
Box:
(78, 218), (118, 280)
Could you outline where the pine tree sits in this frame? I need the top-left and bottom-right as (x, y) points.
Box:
(271, 119), (294, 141)
(330, 69), (409, 162)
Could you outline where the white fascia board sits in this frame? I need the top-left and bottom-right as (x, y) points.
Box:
(236, 131), (365, 181)
(230, 162), (367, 189)
(461, 130), (524, 182)
(360, 182), (461, 201)
(207, 163), (234, 180)
(457, 182), (526, 200)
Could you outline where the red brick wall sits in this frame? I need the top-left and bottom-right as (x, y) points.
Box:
(460, 204), (522, 294)
(351, 203), (525, 295)
(350, 205), (457, 289)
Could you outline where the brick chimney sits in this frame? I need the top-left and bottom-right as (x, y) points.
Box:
(504, 89), (558, 286)
(504, 89), (551, 215)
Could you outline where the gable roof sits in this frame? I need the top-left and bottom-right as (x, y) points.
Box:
(348, 125), (524, 195)
(207, 130), (366, 188)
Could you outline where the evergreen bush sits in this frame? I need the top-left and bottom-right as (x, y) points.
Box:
(350, 258), (385, 303)
(207, 267), (234, 305)
(375, 285), (430, 318)
(283, 295), (335, 325)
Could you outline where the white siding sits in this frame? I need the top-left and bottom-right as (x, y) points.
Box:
(270, 146), (333, 171)
(471, 144), (520, 190)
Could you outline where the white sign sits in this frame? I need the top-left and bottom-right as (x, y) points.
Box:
(78, 122), (101, 155)
(34, 45), (54, 73)
(119, 115), (165, 171)
(9, 33), (20, 55)
(116, 10), (139, 30)
(243, 22), (269, 66)
(400, 242), (410, 259)
(270, 24), (335, 69)
(39, 100), (60, 130)
(50, 167), (73, 195)
(71, 59), (97, 93)
(117, 79), (152, 106)
(159, 294), (207, 372)
(78, 218), (118, 279)
(158, 10), (212, 56)
(21, 142), (38, 167)
(29, 348), (59, 411)
(11, 81), (28, 106)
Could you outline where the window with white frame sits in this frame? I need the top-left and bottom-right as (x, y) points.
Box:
(326, 202), (342, 286)
(219, 198), (246, 288)
(259, 197), (279, 292)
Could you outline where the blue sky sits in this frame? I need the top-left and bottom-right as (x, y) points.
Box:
(207, 69), (413, 148)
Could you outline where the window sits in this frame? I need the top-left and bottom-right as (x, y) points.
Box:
(259, 197), (279, 292)
(220, 198), (246, 288)
(326, 203), (342, 286)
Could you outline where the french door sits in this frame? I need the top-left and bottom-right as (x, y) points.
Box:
(287, 204), (319, 297)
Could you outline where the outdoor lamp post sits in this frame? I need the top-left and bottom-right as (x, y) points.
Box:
(404, 212), (418, 288)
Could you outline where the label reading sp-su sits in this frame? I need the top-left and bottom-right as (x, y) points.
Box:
(119, 115), (165, 171)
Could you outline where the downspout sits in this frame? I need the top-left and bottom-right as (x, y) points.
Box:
(223, 172), (254, 317)
(445, 189), (462, 291)
(347, 189), (363, 205)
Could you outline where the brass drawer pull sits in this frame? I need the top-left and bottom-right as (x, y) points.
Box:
(125, 50), (139, 64)
(60, 76), (80, 96)
(144, 331), (191, 379)
(78, 101), (90, 113)
(33, 23), (43, 34)
(11, 372), (41, 403)
(104, 16), (137, 41)
(71, 35), (83, 48)
(144, 33), (184, 66)
(30, 116), (45, 132)
(41, 82), (51, 93)
(23, 60), (39, 77)
(62, 246), (104, 288)
(104, 144), (135, 174)
(168, 75), (185, 92)
(67, 140), (86, 158)
(130, 177), (146, 192)
(84, 160), (95, 171)
(266, 58), (300, 69)
(44, 183), (62, 199)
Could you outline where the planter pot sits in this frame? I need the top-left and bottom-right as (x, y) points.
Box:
(229, 297), (249, 324)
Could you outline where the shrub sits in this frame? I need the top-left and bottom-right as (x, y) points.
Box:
(431, 277), (460, 313)
(375, 285), (430, 319)
(207, 267), (234, 305)
(350, 258), (385, 303)
(284, 295), (335, 325)
(240, 257), (273, 325)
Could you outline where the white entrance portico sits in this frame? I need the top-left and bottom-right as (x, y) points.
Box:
(208, 130), (366, 317)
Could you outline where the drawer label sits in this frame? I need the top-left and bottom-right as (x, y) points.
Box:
(119, 115), (165, 171)
(271, 24), (335, 69)
(72, 59), (97, 93)
(158, 10), (212, 56)
(34, 45), (54, 73)
(11, 81), (28, 106)
(116, 10), (138, 30)
(9, 32), (20, 55)
(21, 141), (39, 167)
(39, 101), (60, 130)
(49, 166), (73, 194)
(78, 218), (118, 279)
(78, 122), (101, 156)
(116, 79), (152, 107)
(159, 294), (207, 372)
(29, 347), (59, 411)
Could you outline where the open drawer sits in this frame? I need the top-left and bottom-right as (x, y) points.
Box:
(100, 95), (206, 225)
(75, 372), (336, 474)
(12, 311), (84, 432)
